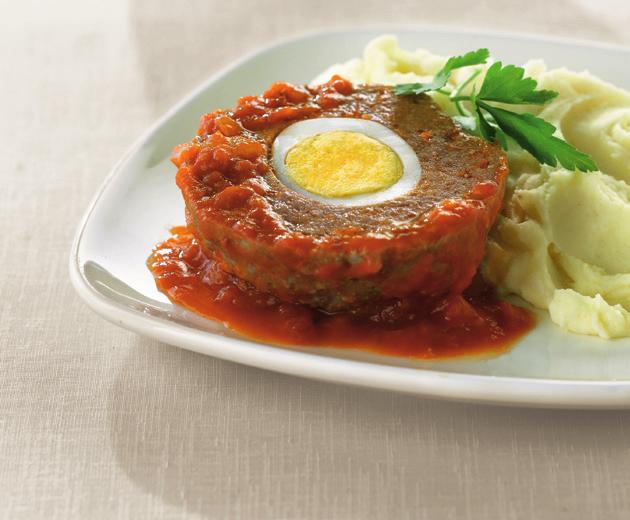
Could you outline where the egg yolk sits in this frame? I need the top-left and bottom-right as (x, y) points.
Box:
(284, 130), (403, 198)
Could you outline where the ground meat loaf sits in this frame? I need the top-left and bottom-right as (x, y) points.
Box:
(171, 76), (508, 313)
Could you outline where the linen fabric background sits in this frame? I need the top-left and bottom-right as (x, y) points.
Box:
(2, 0), (630, 518)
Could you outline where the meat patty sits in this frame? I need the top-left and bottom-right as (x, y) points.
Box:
(172, 77), (508, 313)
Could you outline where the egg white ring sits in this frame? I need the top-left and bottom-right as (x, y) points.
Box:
(271, 118), (422, 206)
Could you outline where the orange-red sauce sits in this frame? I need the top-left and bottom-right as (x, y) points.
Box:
(148, 227), (534, 359)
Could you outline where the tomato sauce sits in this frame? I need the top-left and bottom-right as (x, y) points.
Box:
(148, 227), (534, 359)
(173, 79), (512, 315)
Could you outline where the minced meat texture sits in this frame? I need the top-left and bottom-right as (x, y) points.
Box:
(254, 85), (504, 237)
(171, 78), (508, 312)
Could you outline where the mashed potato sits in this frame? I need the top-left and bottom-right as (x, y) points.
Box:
(314, 35), (630, 339)
(312, 36), (445, 86)
(312, 36), (487, 117)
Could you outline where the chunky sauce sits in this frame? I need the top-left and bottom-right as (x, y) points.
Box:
(148, 227), (534, 359)
(173, 79), (511, 313)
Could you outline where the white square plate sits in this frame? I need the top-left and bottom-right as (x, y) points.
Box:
(71, 26), (630, 408)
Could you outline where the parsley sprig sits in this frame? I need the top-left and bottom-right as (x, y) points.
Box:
(393, 49), (597, 172)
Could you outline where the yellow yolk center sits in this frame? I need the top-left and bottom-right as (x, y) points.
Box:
(284, 130), (403, 198)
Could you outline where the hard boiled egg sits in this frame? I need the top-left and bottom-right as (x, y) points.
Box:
(271, 118), (422, 206)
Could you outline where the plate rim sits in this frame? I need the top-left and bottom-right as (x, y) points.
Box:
(70, 25), (630, 409)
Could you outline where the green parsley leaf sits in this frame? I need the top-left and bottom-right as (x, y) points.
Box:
(477, 101), (597, 171)
(393, 48), (489, 96)
(442, 48), (491, 74)
(495, 127), (509, 151)
(475, 106), (495, 141)
(393, 47), (597, 172)
(478, 61), (558, 105)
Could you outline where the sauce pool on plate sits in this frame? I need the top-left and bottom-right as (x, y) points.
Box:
(148, 227), (535, 359)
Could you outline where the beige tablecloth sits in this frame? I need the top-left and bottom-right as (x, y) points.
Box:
(3, 1), (630, 518)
